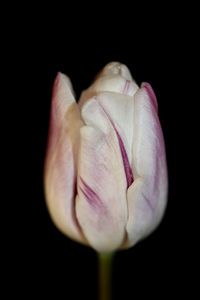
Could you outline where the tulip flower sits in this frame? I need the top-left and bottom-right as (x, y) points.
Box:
(44, 62), (168, 254)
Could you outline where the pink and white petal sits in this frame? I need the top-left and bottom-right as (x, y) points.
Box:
(84, 92), (135, 170)
(76, 97), (128, 253)
(44, 73), (86, 244)
(99, 62), (138, 96)
(124, 84), (168, 248)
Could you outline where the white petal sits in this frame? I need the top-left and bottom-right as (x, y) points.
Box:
(76, 97), (128, 252)
(79, 62), (139, 108)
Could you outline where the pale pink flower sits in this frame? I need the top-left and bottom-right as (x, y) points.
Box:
(44, 62), (168, 253)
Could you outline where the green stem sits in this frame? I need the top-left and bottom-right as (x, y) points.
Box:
(98, 252), (115, 300)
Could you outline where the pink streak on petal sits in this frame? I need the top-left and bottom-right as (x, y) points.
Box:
(123, 80), (131, 94)
(80, 177), (104, 210)
(115, 128), (134, 188)
(142, 82), (158, 112)
(94, 97), (134, 188)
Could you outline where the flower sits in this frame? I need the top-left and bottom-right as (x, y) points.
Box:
(44, 62), (168, 253)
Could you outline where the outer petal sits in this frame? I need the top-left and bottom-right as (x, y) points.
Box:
(124, 83), (168, 248)
(76, 96), (128, 253)
(44, 73), (85, 244)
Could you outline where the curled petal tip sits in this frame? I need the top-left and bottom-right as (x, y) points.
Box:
(102, 61), (133, 80)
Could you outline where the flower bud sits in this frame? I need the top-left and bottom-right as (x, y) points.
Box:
(44, 62), (168, 253)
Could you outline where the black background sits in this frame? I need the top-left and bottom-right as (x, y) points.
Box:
(4, 3), (196, 299)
